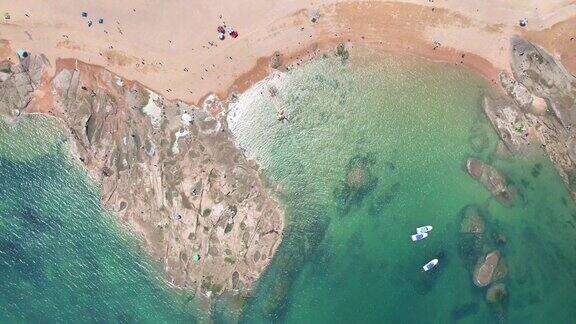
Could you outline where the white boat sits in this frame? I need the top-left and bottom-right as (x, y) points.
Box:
(422, 258), (439, 271)
(411, 232), (428, 241)
(416, 225), (433, 234)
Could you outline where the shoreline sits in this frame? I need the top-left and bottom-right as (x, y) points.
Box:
(218, 37), (505, 107)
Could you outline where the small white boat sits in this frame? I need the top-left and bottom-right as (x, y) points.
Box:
(416, 225), (433, 234)
(411, 232), (428, 241)
(423, 258), (439, 271)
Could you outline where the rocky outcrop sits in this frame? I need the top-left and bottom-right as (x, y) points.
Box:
(0, 55), (284, 297)
(466, 158), (514, 205)
(495, 37), (576, 199)
(510, 36), (576, 128)
(473, 251), (507, 287)
(0, 54), (49, 116)
(483, 96), (531, 153)
(499, 72), (533, 110)
(474, 251), (499, 287)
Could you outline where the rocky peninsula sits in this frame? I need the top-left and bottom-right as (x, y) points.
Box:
(0, 54), (284, 299)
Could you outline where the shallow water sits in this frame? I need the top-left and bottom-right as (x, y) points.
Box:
(228, 52), (576, 323)
(0, 116), (198, 322)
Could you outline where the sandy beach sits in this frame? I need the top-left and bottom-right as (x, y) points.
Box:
(1, 0), (575, 106)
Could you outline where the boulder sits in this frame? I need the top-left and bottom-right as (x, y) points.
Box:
(466, 158), (484, 179)
(531, 95), (548, 114)
(473, 251), (500, 287)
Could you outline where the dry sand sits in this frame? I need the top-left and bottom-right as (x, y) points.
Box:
(1, 0), (576, 106)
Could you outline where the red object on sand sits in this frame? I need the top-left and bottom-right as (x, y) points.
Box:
(230, 30), (238, 38)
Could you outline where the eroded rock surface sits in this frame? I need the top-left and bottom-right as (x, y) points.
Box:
(0, 54), (49, 116)
(492, 37), (576, 199)
(0, 55), (284, 297)
(510, 36), (576, 127)
(499, 72), (533, 110)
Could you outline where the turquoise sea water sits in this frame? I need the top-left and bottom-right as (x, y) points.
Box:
(0, 116), (197, 322)
(3, 50), (576, 323)
(228, 52), (576, 323)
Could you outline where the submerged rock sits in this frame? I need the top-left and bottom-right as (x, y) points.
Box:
(492, 232), (507, 246)
(486, 283), (509, 322)
(460, 205), (485, 234)
(486, 283), (508, 303)
(457, 205), (486, 269)
(468, 126), (490, 153)
(466, 158), (514, 205)
(335, 154), (377, 213)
